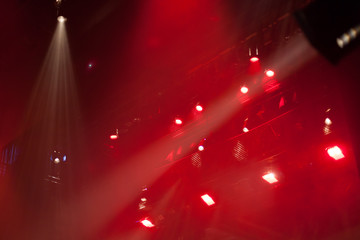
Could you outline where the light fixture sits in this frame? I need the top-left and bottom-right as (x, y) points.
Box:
(201, 194), (215, 206)
(175, 118), (183, 125)
(140, 219), (155, 228)
(327, 146), (345, 160)
(262, 172), (278, 184)
(265, 69), (275, 77)
(241, 86), (249, 94)
(195, 104), (203, 112)
(57, 16), (67, 23)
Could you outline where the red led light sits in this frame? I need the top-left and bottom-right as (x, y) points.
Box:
(175, 118), (183, 125)
(141, 219), (155, 228)
(327, 146), (345, 160)
(262, 173), (278, 184)
(201, 194), (215, 206)
(110, 134), (118, 140)
(195, 105), (203, 112)
(265, 70), (275, 77)
(240, 86), (249, 94)
(250, 56), (259, 63)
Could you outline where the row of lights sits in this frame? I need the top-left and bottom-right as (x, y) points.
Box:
(138, 142), (345, 229)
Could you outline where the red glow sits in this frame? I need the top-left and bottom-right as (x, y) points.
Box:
(201, 194), (215, 206)
(327, 146), (345, 160)
(175, 118), (183, 125)
(198, 145), (204, 151)
(262, 173), (278, 184)
(265, 70), (275, 77)
(195, 105), (203, 112)
(141, 219), (155, 228)
(110, 134), (118, 140)
(240, 86), (249, 94)
(250, 56), (259, 63)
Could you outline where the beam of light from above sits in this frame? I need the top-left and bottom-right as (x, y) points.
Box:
(20, 16), (81, 239)
(56, 34), (318, 239)
(24, 17), (80, 151)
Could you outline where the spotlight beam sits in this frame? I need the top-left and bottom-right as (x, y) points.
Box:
(57, 34), (318, 239)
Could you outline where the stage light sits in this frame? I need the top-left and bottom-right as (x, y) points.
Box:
(63, 155), (67, 162)
(243, 127), (249, 133)
(110, 134), (118, 140)
(262, 173), (278, 184)
(57, 16), (67, 23)
(201, 194), (215, 206)
(54, 157), (60, 164)
(175, 118), (183, 125)
(198, 145), (204, 151)
(250, 56), (259, 63)
(327, 146), (345, 160)
(265, 70), (275, 77)
(325, 118), (332, 125)
(240, 86), (249, 94)
(195, 105), (203, 112)
(141, 219), (155, 228)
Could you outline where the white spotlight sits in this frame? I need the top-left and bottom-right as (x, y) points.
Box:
(54, 157), (60, 164)
(57, 16), (67, 23)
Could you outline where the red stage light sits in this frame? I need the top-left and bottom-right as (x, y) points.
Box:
(175, 118), (183, 125)
(240, 86), (249, 94)
(327, 146), (345, 160)
(265, 70), (275, 77)
(325, 118), (332, 125)
(262, 173), (278, 184)
(198, 145), (204, 151)
(201, 194), (215, 206)
(195, 105), (203, 112)
(243, 127), (249, 133)
(110, 134), (118, 140)
(250, 56), (259, 63)
(141, 219), (155, 228)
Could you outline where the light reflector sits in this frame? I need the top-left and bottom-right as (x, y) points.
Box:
(262, 173), (278, 184)
(327, 146), (345, 160)
(201, 194), (215, 206)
